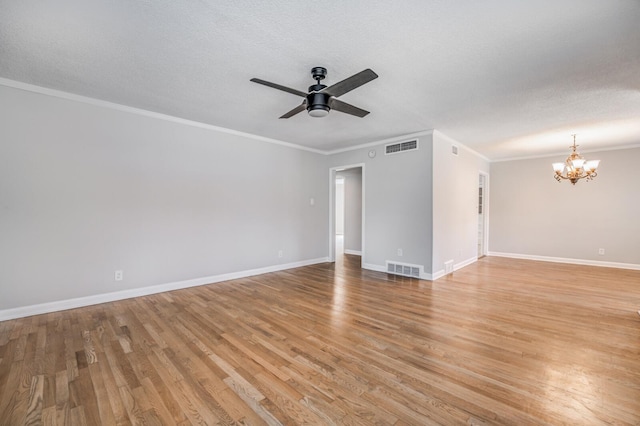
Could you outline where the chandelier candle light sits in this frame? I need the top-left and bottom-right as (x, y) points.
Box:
(552, 134), (600, 185)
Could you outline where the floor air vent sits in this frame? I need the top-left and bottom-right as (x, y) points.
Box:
(386, 261), (422, 278)
(385, 139), (418, 155)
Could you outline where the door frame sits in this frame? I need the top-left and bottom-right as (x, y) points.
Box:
(329, 163), (365, 263)
(478, 171), (490, 257)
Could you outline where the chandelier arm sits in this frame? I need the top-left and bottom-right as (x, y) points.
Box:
(551, 135), (599, 185)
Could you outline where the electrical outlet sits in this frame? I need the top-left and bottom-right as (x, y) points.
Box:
(397, 248), (403, 257)
(445, 260), (454, 274)
(278, 250), (283, 258)
(114, 270), (123, 281)
(598, 248), (605, 255)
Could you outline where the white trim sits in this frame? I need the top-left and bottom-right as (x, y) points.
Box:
(362, 262), (387, 275)
(431, 256), (478, 281)
(329, 169), (337, 262)
(491, 144), (640, 163)
(0, 257), (329, 321)
(488, 252), (640, 271)
(456, 256), (478, 271)
(6, 78), (639, 161)
(0, 77), (325, 155)
(422, 272), (436, 281)
(0, 79), (438, 159)
(344, 249), (362, 256)
(479, 171), (490, 257)
(431, 270), (445, 280)
(433, 130), (490, 162)
(361, 166), (366, 266)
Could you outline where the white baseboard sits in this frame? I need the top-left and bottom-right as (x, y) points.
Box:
(488, 252), (640, 271)
(344, 249), (362, 256)
(0, 257), (329, 321)
(431, 270), (445, 280)
(456, 256), (478, 271)
(362, 262), (386, 274)
(421, 272), (434, 280)
(432, 256), (478, 281)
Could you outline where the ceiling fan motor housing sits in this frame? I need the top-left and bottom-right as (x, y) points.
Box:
(306, 90), (331, 117)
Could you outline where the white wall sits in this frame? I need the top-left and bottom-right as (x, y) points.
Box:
(489, 147), (640, 267)
(343, 169), (362, 253)
(328, 132), (434, 275)
(432, 131), (491, 277)
(0, 84), (329, 314)
(335, 179), (345, 235)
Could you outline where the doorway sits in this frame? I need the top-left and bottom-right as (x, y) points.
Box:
(335, 176), (345, 257)
(478, 172), (489, 257)
(329, 164), (364, 264)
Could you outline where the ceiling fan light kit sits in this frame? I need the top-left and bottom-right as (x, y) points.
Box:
(251, 66), (378, 119)
(307, 104), (330, 118)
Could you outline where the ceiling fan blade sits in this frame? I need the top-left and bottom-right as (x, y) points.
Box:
(250, 78), (308, 98)
(330, 98), (370, 118)
(279, 103), (306, 119)
(322, 69), (378, 98)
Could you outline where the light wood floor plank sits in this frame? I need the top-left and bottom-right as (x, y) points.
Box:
(1, 256), (640, 424)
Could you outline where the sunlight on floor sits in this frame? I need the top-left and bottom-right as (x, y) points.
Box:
(331, 234), (346, 329)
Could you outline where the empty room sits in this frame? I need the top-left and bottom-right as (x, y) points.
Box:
(1, 1), (639, 424)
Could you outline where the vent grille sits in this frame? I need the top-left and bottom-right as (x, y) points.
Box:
(386, 261), (421, 278)
(444, 260), (454, 274)
(385, 139), (418, 155)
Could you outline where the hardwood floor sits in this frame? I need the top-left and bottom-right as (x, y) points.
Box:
(1, 256), (639, 425)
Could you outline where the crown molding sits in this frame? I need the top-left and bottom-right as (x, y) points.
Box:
(0, 77), (327, 155)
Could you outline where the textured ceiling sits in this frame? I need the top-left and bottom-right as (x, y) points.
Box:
(1, 0), (640, 159)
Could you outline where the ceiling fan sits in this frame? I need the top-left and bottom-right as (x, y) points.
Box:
(250, 67), (378, 119)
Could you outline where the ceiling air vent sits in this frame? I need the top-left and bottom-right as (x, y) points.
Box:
(385, 139), (418, 155)
(386, 261), (422, 279)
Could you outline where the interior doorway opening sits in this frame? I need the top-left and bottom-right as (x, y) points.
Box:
(329, 165), (364, 264)
(335, 176), (345, 257)
(478, 172), (489, 258)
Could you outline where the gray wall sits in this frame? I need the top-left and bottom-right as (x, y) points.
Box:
(489, 147), (640, 265)
(432, 131), (491, 276)
(13, 77), (629, 317)
(0, 85), (328, 310)
(328, 133), (434, 274)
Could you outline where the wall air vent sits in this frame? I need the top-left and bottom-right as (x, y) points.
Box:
(385, 139), (418, 155)
(386, 261), (422, 278)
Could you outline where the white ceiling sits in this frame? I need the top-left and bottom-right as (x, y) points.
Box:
(1, 0), (639, 160)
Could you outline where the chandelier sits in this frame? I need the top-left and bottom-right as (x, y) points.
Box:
(552, 135), (600, 185)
